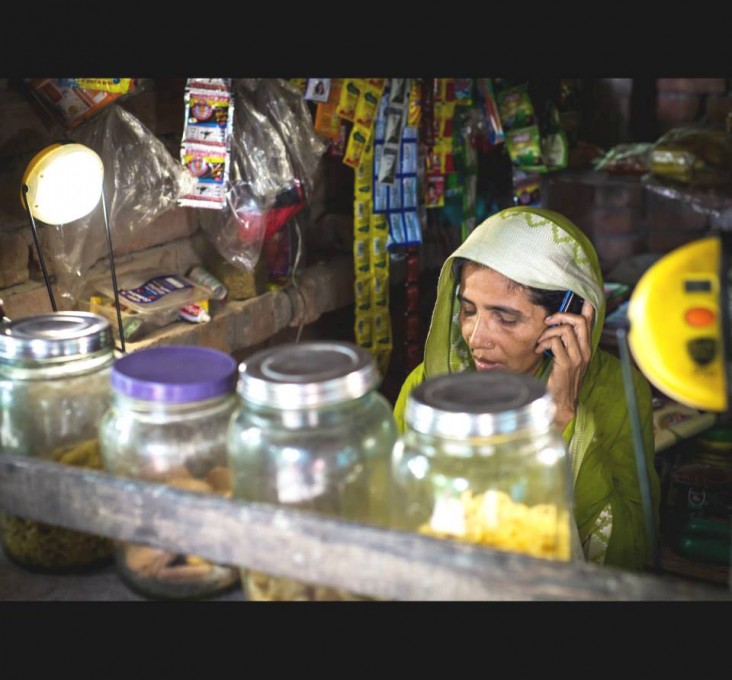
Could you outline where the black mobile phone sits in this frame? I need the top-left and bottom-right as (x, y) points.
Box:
(558, 290), (584, 316)
(544, 290), (585, 358)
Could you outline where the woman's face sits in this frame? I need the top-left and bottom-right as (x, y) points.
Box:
(457, 261), (547, 376)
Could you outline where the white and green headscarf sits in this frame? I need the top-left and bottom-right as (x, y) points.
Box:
(424, 206), (606, 379)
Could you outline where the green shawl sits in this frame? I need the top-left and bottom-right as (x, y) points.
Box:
(393, 207), (660, 571)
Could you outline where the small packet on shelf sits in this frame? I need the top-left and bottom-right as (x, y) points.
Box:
(91, 269), (208, 333)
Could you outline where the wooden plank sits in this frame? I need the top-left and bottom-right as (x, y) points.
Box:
(0, 454), (728, 601)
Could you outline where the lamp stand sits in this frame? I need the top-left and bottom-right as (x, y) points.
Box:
(21, 185), (57, 312)
(100, 190), (126, 354)
(20, 183), (126, 354)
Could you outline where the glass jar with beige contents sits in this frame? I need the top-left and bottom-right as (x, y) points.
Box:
(227, 341), (398, 601)
(98, 345), (240, 600)
(0, 312), (116, 572)
(391, 371), (576, 562)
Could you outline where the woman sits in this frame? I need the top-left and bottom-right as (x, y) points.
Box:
(393, 206), (660, 572)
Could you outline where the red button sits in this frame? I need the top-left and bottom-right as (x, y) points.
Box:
(685, 307), (715, 326)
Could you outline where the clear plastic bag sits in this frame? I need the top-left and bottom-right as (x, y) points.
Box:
(45, 105), (195, 307)
(593, 143), (653, 175)
(199, 79), (327, 272)
(650, 126), (732, 186)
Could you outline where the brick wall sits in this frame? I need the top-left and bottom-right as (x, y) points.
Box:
(541, 171), (647, 273)
(578, 78), (730, 147)
(656, 78), (731, 133)
(540, 78), (732, 275)
(542, 167), (731, 275)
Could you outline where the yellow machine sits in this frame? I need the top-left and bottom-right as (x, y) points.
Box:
(627, 234), (732, 569)
(627, 235), (729, 413)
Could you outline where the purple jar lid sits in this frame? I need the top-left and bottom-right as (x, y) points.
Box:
(111, 345), (237, 403)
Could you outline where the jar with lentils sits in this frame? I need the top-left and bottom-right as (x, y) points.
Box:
(0, 311), (116, 572)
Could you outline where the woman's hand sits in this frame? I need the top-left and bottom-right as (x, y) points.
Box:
(537, 299), (594, 432)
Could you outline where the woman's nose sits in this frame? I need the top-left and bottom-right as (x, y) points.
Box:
(468, 314), (493, 347)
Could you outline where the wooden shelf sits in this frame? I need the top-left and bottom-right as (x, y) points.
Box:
(123, 255), (355, 356)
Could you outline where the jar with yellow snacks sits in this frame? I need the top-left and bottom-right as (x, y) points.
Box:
(392, 371), (574, 562)
(227, 341), (397, 601)
(0, 312), (116, 572)
(98, 345), (240, 600)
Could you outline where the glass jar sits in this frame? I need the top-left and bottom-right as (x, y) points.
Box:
(0, 311), (116, 572)
(392, 370), (574, 562)
(227, 340), (397, 601)
(99, 345), (240, 600)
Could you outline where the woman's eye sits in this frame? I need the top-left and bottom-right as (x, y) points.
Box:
(460, 305), (476, 317)
(496, 314), (518, 326)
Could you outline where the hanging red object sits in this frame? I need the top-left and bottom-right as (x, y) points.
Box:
(234, 179), (304, 244)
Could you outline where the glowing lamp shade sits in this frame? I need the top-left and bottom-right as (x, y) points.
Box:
(21, 143), (104, 224)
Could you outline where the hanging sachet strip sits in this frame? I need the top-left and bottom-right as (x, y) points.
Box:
(372, 79), (422, 250)
(350, 82), (393, 377)
(178, 78), (234, 210)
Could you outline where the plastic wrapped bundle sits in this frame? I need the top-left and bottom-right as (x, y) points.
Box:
(650, 127), (732, 186)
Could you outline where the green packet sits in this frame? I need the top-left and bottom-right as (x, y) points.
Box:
(506, 125), (544, 167)
(507, 126), (569, 174)
(497, 83), (535, 131)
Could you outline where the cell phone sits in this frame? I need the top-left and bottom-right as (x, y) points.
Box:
(544, 290), (585, 358)
(558, 290), (584, 316)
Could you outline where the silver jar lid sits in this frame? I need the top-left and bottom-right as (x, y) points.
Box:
(406, 371), (556, 438)
(237, 341), (379, 408)
(0, 311), (114, 362)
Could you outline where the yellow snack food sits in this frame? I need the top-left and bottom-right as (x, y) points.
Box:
(419, 489), (570, 561)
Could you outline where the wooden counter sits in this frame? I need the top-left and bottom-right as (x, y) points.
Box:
(0, 454), (729, 602)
